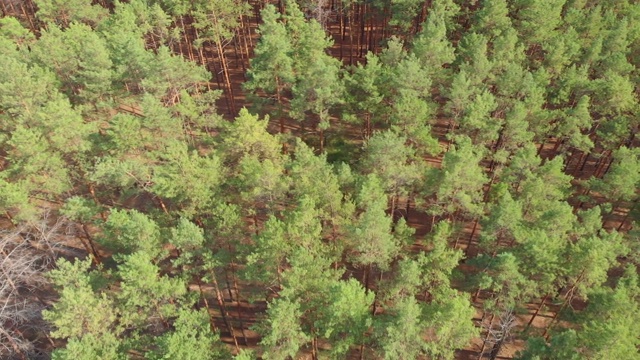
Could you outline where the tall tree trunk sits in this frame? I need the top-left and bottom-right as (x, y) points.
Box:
(489, 336), (504, 360)
(543, 271), (585, 337)
(359, 3), (366, 57)
(180, 17), (195, 61)
(390, 192), (397, 223)
(209, 9), (236, 114)
(404, 191), (412, 220)
(339, 6), (345, 61)
(478, 313), (496, 360)
(349, 4), (355, 65)
(526, 293), (549, 329)
(536, 140), (545, 156)
(618, 201), (637, 231)
(196, 277), (217, 332)
(551, 138), (564, 158)
(215, 39), (236, 114)
(577, 151), (591, 175)
(466, 217), (479, 255)
(232, 278), (249, 346)
(81, 223), (101, 264)
(20, 3), (36, 32)
(210, 270), (240, 351)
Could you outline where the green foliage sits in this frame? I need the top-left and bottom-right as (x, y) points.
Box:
(192, 0), (250, 45)
(474, 252), (535, 312)
(219, 108), (282, 163)
(287, 3), (343, 124)
(287, 140), (347, 221)
(518, 267), (640, 359)
(361, 131), (421, 197)
(152, 141), (222, 216)
(418, 221), (463, 297)
(147, 309), (228, 360)
(0, 17), (35, 48)
(43, 258), (116, 340)
(116, 251), (187, 328)
(577, 266), (640, 358)
(377, 297), (427, 359)
(342, 52), (386, 130)
(563, 230), (628, 299)
(244, 5), (294, 109)
(388, 0), (423, 34)
(457, 33), (493, 86)
(513, 0), (566, 46)
(258, 298), (309, 360)
(412, 5), (456, 82)
(422, 289), (479, 359)
(101, 209), (162, 257)
(588, 146), (640, 203)
(141, 46), (209, 101)
(60, 196), (101, 223)
(0, 178), (34, 222)
(317, 279), (374, 357)
(52, 332), (126, 360)
(35, 0), (108, 27)
(30, 22), (113, 104)
(425, 136), (488, 218)
(516, 330), (582, 360)
(472, 0), (511, 37)
(348, 175), (401, 270)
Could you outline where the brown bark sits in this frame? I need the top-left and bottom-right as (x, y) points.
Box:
(466, 217), (479, 255)
(196, 277), (217, 332)
(180, 17), (195, 62)
(88, 184), (106, 221)
(231, 269), (249, 346)
(209, 9), (236, 114)
(81, 223), (101, 264)
(618, 201), (637, 231)
(478, 313), (496, 360)
(543, 271), (585, 337)
(526, 293), (549, 329)
(210, 270), (240, 351)
(20, 3), (36, 32)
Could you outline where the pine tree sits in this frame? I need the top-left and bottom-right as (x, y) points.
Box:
(147, 309), (229, 360)
(376, 297), (427, 359)
(287, 2), (343, 149)
(43, 258), (120, 351)
(424, 136), (488, 221)
(244, 4), (295, 132)
(116, 251), (187, 329)
(411, 4), (455, 85)
(348, 174), (401, 273)
(29, 22), (113, 104)
(258, 297), (309, 360)
(100, 209), (162, 257)
(342, 52), (386, 138)
(360, 130), (422, 215)
(34, 0), (108, 27)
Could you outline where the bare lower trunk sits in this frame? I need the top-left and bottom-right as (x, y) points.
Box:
(196, 278), (216, 332)
(211, 271), (239, 351)
(478, 313), (496, 359)
(526, 293), (549, 329)
(230, 258), (249, 346)
(466, 218), (479, 255)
